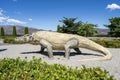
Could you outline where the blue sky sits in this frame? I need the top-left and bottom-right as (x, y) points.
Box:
(0, 0), (120, 31)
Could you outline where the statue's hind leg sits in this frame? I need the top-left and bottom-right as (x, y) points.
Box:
(64, 38), (79, 59)
(74, 48), (82, 54)
(40, 45), (45, 53)
(40, 39), (53, 59)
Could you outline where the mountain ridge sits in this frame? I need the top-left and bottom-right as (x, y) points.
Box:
(0, 25), (109, 35)
(0, 25), (43, 35)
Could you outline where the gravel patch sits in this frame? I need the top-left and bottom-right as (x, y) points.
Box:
(0, 44), (120, 79)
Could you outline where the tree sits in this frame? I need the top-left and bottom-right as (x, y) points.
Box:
(57, 17), (83, 34)
(77, 23), (98, 37)
(13, 26), (17, 36)
(0, 27), (5, 36)
(24, 27), (29, 35)
(57, 17), (97, 36)
(57, 25), (62, 32)
(105, 17), (120, 37)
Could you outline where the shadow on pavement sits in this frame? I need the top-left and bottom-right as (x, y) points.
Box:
(0, 49), (7, 52)
(21, 50), (102, 57)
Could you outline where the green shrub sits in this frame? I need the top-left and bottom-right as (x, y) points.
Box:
(92, 40), (120, 48)
(105, 40), (120, 48)
(4, 38), (15, 43)
(93, 39), (106, 47)
(0, 36), (24, 44)
(0, 58), (115, 80)
(0, 36), (15, 43)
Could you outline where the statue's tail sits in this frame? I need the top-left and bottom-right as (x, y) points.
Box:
(78, 38), (112, 61)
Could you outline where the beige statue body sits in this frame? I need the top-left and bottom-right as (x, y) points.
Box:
(30, 31), (112, 61)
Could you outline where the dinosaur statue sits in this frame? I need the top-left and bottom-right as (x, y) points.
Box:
(23, 31), (112, 61)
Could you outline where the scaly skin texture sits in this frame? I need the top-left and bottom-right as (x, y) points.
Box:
(30, 31), (112, 61)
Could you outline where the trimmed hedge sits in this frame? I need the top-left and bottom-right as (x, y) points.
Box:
(0, 58), (115, 80)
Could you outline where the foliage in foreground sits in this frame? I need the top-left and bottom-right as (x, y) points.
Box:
(0, 58), (114, 80)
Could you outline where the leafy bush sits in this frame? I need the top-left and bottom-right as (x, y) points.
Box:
(105, 40), (120, 48)
(4, 38), (16, 43)
(0, 58), (115, 80)
(93, 39), (120, 48)
(0, 36), (25, 44)
(0, 36), (15, 43)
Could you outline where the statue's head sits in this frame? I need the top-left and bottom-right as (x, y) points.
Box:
(24, 32), (40, 41)
(15, 34), (34, 42)
(15, 31), (42, 42)
(31, 33), (39, 41)
(23, 34), (34, 41)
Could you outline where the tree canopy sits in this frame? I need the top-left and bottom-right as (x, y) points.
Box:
(105, 17), (120, 37)
(57, 17), (97, 37)
(0, 27), (5, 36)
(57, 17), (83, 34)
(13, 26), (17, 36)
(24, 27), (29, 35)
(77, 23), (97, 37)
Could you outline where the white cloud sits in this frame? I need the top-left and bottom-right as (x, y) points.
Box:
(106, 3), (120, 10)
(0, 16), (26, 24)
(0, 17), (6, 22)
(0, 8), (4, 16)
(28, 18), (32, 21)
(7, 18), (26, 24)
(0, 8), (26, 25)
(0, 17), (7, 22)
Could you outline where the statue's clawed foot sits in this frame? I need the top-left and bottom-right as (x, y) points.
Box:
(74, 48), (82, 54)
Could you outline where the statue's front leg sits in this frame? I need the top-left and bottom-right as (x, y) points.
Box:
(40, 39), (53, 59)
(64, 38), (79, 59)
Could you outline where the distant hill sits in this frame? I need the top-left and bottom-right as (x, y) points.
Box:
(0, 25), (43, 35)
(0, 25), (109, 36)
(95, 28), (109, 35)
